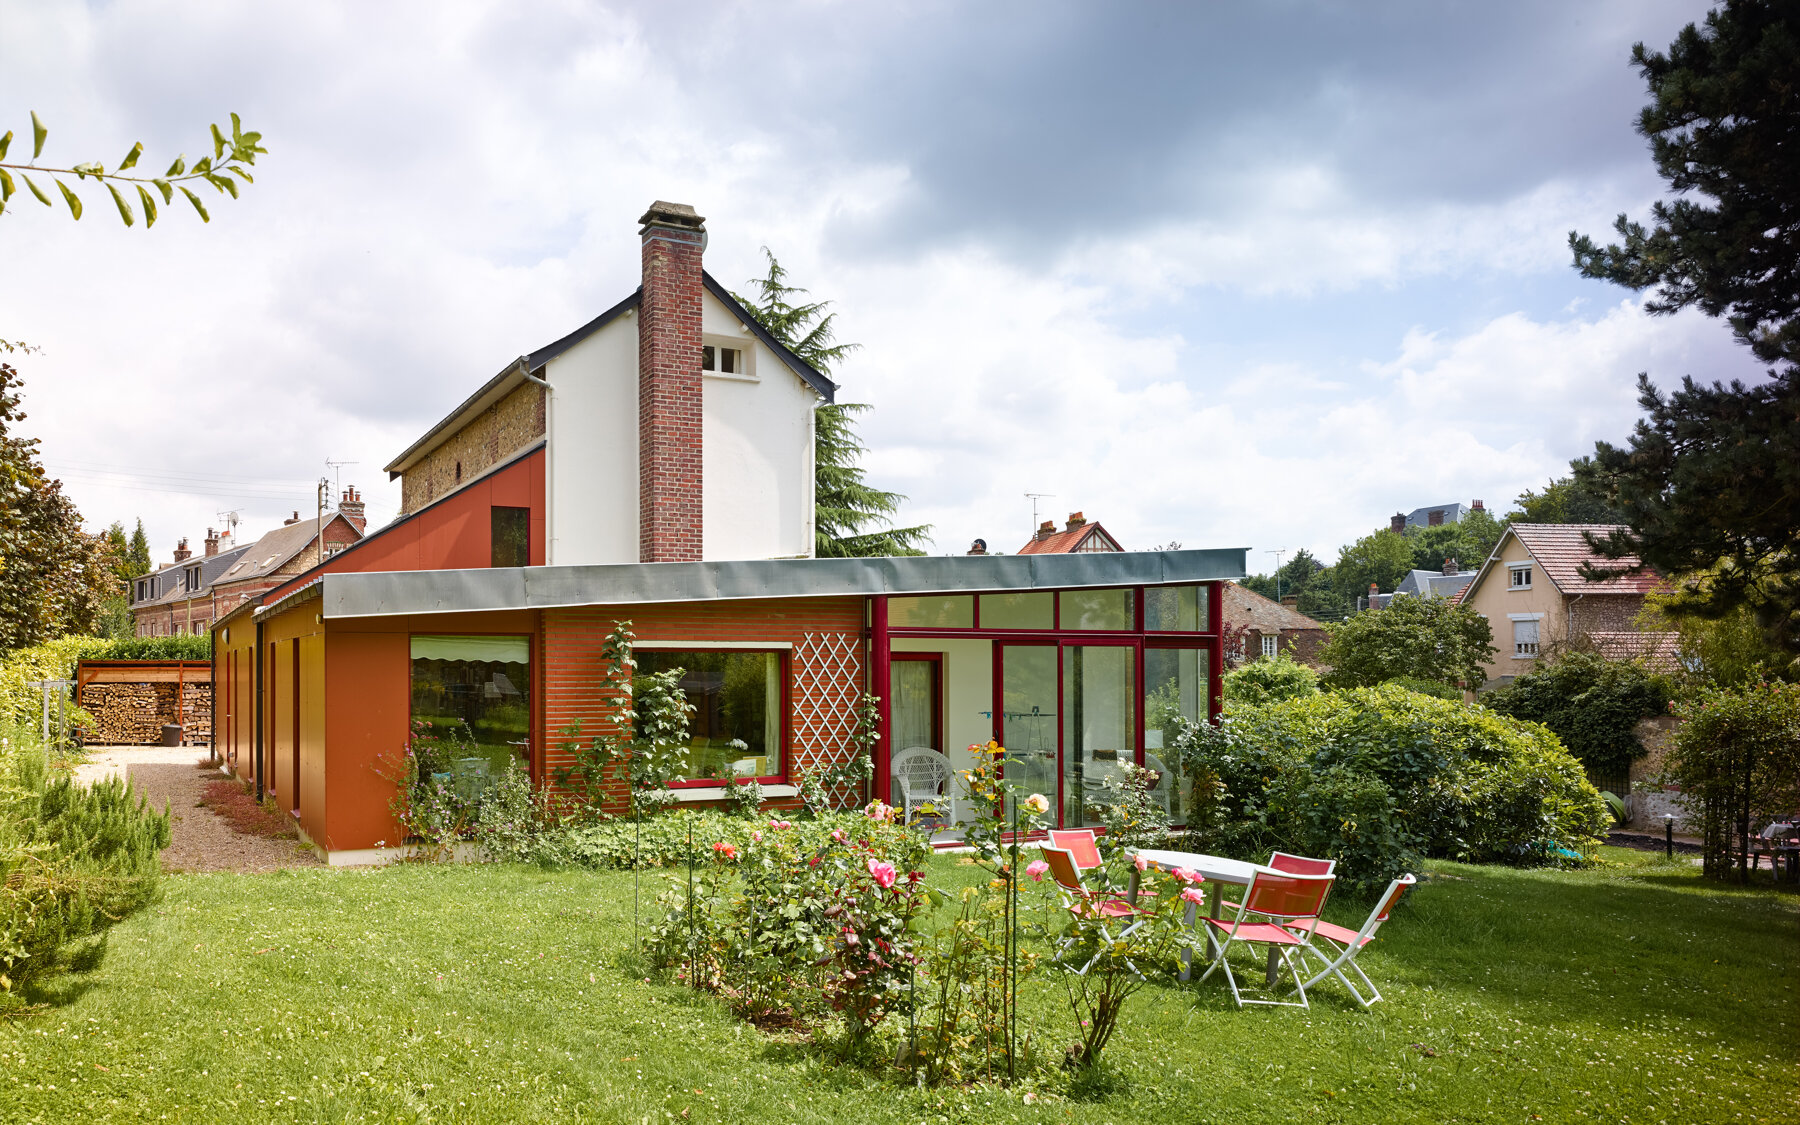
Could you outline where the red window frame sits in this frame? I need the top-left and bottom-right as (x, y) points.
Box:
(635, 647), (792, 788)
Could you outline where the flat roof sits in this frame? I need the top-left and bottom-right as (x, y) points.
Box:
(308, 549), (1247, 620)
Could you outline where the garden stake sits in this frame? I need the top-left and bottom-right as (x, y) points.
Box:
(1007, 795), (1019, 1082)
(687, 816), (697, 992)
(633, 804), (641, 950)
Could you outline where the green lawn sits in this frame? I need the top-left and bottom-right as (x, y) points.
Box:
(2, 848), (1795, 1124)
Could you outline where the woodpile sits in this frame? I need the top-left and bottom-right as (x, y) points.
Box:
(78, 681), (214, 746)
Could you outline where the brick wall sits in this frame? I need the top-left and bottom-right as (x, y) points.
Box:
(541, 597), (864, 813)
(1239, 627), (1328, 667)
(399, 382), (546, 515)
(637, 206), (705, 562)
(1571, 594), (1648, 635)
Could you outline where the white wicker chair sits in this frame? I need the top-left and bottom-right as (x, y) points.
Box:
(890, 746), (952, 825)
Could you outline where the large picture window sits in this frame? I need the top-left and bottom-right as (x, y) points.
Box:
(1143, 647), (1208, 827)
(409, 635), (532, 784)
(636, 649), (784, 782)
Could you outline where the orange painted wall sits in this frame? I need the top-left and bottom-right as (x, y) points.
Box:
(320, 609), (539, 853)
(262, 448), (545, 605)
(262, 604), (327, 843)
(213, 618), (260, 786)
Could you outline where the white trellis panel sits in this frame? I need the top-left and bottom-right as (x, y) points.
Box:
(790, 630), (864, 802)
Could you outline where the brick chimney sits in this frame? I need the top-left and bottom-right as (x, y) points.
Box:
(1035, 520), (1056, 542)
(1389, 512), (1406, 534)
(204, 528), (219, 558)
(1280, 595), (1298, 607)
(1471, 499), (1484, 511)
(1442, 557), (1459, 576)
(172, 537), (191, 563)
(1065, 511), (1087, 531)
(284, 511), (301, 526)
(967, 538), (988, 555)
(637, 200), (706, 563)
(339, 485), (366, 533)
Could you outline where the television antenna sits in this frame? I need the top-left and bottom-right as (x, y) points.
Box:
(1268, 548), (1287, 602)
(325, 457), (359, 497)
(1025, 492), (1055, 535)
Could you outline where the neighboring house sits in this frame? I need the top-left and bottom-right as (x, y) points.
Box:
(130, 530), (253, 636)
(1455, 523), (1670, 687)
(1359, 559), (1477, 611)
(208, 505), (366, 615)
(210, 201), (1246, 864)
(1017, 512), (1124, 555)
(1221, 583), (1329, 667)
(1387, 499), (1487, 533)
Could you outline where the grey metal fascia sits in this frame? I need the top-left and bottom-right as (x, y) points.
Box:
(319, 549), (1248, 620)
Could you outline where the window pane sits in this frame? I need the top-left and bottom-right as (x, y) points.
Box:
(409, 635), (532, 785)
(702, 345), (716, 370)
(999, 645), (1057, 821)
(1144, 585), (1203, 631)
(636, 650), (783, 781)
(981, 591), (1053, 629)
(1061, 645), (1135, 828)
(888, 595), (974, 628)
(1061, 588), (1133, 631)
(891, 661), (937, 751)
(1144, 647), (1206, 827)
(491, 506), (530, 568)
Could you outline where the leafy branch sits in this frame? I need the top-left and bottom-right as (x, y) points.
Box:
(0, 111), (264, 226)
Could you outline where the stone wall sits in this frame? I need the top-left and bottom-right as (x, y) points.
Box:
(1571, 594), (1648, 635)
(399, 382), (546, 515)
(1625, 714), (1693, 831)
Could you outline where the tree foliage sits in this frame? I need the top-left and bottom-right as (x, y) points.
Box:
(1641, 584), (1794, 687)
(0, 363), (121, 649)
(1569, 1), (1800, 366)
(1222, 651), (1318, 707)
(1664, 680), (1800, 879)
(0, 111), (262, 226)
(733, 250), (929, 557)
(1507, 472), (1622, 526)
(1318, 594), (1497, 691)
(1484, 651), (1673, 777)
(1331, 530), (1415, 605)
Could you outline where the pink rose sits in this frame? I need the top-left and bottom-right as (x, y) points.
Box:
(1133, 854), (1149, 872)
(1181, 887), (1205, 905)
(868, 858), (898, 889)
(769, 819), (792, 830)
(831, 829), (847, 844)
(1174, 867), (1200, 884)
(1026, 859), (1050, 882)
(751, 831), (763, 843)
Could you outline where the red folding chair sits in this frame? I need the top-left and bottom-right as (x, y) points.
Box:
(1048, 829), (1103, 870)
(1285, 873), (1415, 1007)
(1040, 844), (1150, 974)
(1196, 868), (1334, 1008)
(1269, 851), (1336, 876)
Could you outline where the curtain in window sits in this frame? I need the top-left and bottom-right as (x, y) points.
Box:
(891, 661), (936, 751)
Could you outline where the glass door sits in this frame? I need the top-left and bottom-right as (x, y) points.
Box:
(1061, 643), (1137, 829)
(997, 644), (1057, 819)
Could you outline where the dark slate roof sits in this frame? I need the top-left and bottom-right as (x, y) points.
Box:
(1404, 502), (1469, 529)
(134, 543), (254, 607)
(1394, 569), (1476, 600)
(214, 515), (362, 587)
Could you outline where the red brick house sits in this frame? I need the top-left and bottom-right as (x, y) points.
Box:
(1220, 583), (1328, 667)
(212, 204), (1244, 863)
(1018, 512), (1124, 555)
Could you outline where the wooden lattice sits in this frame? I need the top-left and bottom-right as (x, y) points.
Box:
(790, 631), (865, 805)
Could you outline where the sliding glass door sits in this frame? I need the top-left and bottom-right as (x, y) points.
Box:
(997, 644), (1056, 819)
(1060, 644), (1137, 828)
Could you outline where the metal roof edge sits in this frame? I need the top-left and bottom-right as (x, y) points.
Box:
(701, 272), (837, 402)
(384, 356), (531, 477)
(319, 548), (1247, 619)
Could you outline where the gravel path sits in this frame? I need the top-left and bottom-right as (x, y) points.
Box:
(73, 746), (324, 874)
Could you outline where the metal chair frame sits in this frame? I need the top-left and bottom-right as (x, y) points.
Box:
(1287, 873), (1416, 1007)
(1196, 868), (1334, 1009)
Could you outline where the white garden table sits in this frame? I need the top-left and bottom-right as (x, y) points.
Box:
(1125, 848), (1271, 982)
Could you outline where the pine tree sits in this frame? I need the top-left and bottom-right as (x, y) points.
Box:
(126, 519), (151, 579)
(733, 249), (930, 557)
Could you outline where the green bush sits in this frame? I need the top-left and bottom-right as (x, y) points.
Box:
(1175, 685), (1607, 894)
(1484, 651), (1672, 776)
(1318, 595), (1497, 691)
(1383, 677), (1463, 701)
(1665, 680), (1800, 879)
(1222, 652), (1319, 705)
(1, 718), (170, 1004)
(0, 634), (212, 729)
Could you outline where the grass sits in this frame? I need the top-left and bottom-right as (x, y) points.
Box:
(0, 847), (1794, 1124)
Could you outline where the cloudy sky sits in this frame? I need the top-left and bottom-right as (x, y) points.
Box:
(0, 0), (1766, 571)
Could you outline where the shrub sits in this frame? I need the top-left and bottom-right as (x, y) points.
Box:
(1, 718), (170, 1005)
(1664, 680), (1800, 880)
(1384, 677), (1463, 701)
(1484, 651), (1672, 776)
(1222, 652), (1318, 705)
(1175, 685), (1607, 893)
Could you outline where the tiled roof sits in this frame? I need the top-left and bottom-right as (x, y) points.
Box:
(215, 515), (360, 587)
(1017, 522), (1122, 555)
(1509, 524), (1663, 594)
(1220, 582), (1325, 633)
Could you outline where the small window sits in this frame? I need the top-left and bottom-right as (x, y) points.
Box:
(702, 345), (744, 375)
(1144, 585), (1205, 631)
(1509, 564), (1532, 589)
(1261, 634), (1278, 658)
(980, 591), (1053, 629)
(1513, 619), (1540, 657)
(491, 506), (530, 568)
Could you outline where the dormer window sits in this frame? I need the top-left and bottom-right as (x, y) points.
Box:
(702, 345), (744, 375)
(1508, 563), (1532, 590)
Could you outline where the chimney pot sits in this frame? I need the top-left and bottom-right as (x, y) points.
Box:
(204, 528), (220, 558)
(637, 200), (707, 563)
(1036, 520), (1056, 542)
(1442, 557), (1459, 576)
(967, 538), (988, 556)
(338, 485), (367, 534)
(1280, 595), (1298, 607)
(173, 537), (192, 563)
(1369, 582), (1379, 595)
(1065, 511), (1086, 530)
(1390, 512), (1406, 534)
(1471, 499), (1484, 511)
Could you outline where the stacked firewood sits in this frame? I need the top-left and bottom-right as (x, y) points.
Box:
(78, 683), (172, 744)
(179, 683), (213, 743)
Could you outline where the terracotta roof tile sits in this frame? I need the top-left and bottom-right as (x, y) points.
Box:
(1016, 522), (1123, 555)
(1220, 582), (1325, 633)
(1509, 523), (1663, 595)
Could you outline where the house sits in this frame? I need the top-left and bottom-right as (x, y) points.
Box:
(1017, 512), (1124, 555)
(1387, 499), (1486, 533)
(1358, 559), (1477, 612)
(130, 530), (252, 636)
(207, 499), (366, 616)
(1220, 583), (1329, 666)
(1455, 523), (1669, 687)
(210, 202), (1248, 864)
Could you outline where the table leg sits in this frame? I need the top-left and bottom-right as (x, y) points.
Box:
(1178, 899), (1198, 981)
(1125, 868), (1141, 905)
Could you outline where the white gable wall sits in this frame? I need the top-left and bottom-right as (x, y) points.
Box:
(541, 293), (819, 565)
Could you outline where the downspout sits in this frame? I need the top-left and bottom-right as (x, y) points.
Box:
(519, 359), (552, 563)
